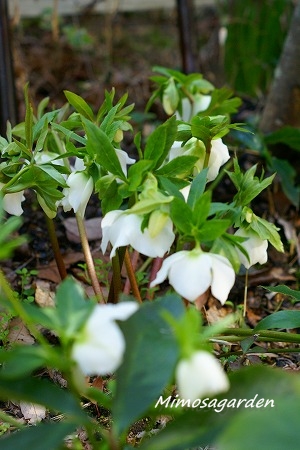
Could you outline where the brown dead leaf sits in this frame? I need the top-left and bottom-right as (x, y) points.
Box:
(63, 217), (102, 243)
(8, 317), (35, 345)
(206, 303), (229, 324)
(35, 280), (55, 307)
(19, 402), (46, 423)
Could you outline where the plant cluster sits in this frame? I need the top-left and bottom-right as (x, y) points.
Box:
(0, 67), (300, 449)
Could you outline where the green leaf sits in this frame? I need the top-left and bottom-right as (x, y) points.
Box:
(270, 157), (299, 207)
(254, 310), (300, 331)
(55, 277), (94, 340)
(264, 126), (300, 151)
(144, 116), (177, 168)
(155, 155), (197, 178)
(82, 118), (126, 181)
(64, 90), (94, 121)
(198, 219), (231, 242)
(0, 346), (48, 379)
(113, 295), (184, 435)
(0, 377), (87, 421)
(261, 285), (300, 302)
(139, 366), (300, 450)
(187, 168), (208, 208)
(170, 197), (193, 235)
(192, 191), (211, 227)
(127, 160), (155, 191)
(0, 422), (76, 450)
(249, 215), (283, 252)
(24, 84), (33, 150)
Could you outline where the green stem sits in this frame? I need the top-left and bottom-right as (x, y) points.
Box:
(243, 269), (249, 317)
(45, 215), (67, 280)
(1, 166), (30, 192)
(217, 327), (300, 344)
(124, 248), (142, 303)
(219, 347), (300, 358)
(76, 213), (104, 303)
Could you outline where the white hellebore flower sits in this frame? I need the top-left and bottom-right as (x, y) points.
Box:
(115, 148), (135, 177)
(61, 171), (93, 218)
(207, 138), (230, 182)
(150, 248), (235, 304)
(72, 302), (138, 376)
(101, 210), (175, 258)
(0, 183), (25, 216)
(169, 138), (229, 182)
(176, 93), (211, 122)
(176, 351), (230, 402)
(235, 228), (268, 269)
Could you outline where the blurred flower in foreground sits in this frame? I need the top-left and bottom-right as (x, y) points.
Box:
(235, 228), (268, 269)
(72, 302), (138, 376)
(101, 209), (175, 258)
(176, 351), (230, 401)
(150, 248), (235, 304)
(0, 183), (25, 216)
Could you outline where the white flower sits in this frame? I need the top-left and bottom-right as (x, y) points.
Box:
(176, 94), (211, 122)
(150, 249), (235, 304)
(0, 183), (25, 216)
(72, 302), (138, 376)
(235, 228), (268, 269)
(169, 138), (229, 182)
(115, 148), (135, 177)
(176, 351), (230, 402)
(60, 171), (93, 218)
(101, 210), (175, 258)
(207, 138), (230, 182)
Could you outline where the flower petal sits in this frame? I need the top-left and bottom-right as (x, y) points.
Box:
(207, 138), (230, 182)
(176, 351), (230, 401)
(209, 254), (235, 304)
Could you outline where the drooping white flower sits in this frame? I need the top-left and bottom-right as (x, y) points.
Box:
(176, 93), (211, 122)
(168, 138), (229, 182)
(235, 228), (268, 269)
(150, 248), (235, 304)
(60, 171), (93, 218)
(176, 351), (230, 402)
(115, 148), (135, 176)
(207, 138), (230, 182)
(101, 209), (175, 258)
(72, 302), (138, 376)
(0, 183), (25, 216)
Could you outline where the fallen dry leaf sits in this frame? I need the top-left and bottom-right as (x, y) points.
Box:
(20, 402), (46, 424)
(8, 317), (35, 345)
(35, 280), (55, 307)
(63, 217), (102, 243)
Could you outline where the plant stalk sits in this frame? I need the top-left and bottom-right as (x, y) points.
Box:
(124, 248), (142, 303)
(45, 215), (67, 280)
(76, 213), (104, 303)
